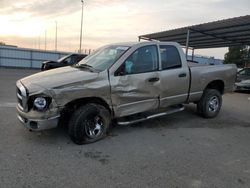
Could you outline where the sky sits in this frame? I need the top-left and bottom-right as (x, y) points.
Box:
(0, 0), (249, 59)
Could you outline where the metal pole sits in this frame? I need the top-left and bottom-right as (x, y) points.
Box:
(55, 21), (57, 51)
(247, 46), (250, 68)
(192, 48), (194, 61)
(79, 0), (84, 53)
(185, 29), (190, 59)
(45, 30), (47, 51)
(38, 36), (40, 50)
(30, 50), (33, 68)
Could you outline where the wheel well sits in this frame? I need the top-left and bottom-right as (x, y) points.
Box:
(205, 80), (224, 94)
(64, 97), (112, 114)
(58, 97), (112, 127)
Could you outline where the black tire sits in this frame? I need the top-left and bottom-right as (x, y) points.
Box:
(68, 103), (111, 145)
(197, 89), (222, 118)
(41, 64), (49, 71)
(41, 64), (45, 71)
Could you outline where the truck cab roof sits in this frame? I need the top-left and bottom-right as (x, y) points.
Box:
(110, 41), (182, 47)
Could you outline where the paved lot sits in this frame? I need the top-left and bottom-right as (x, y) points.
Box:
(0, 68), (250, 188)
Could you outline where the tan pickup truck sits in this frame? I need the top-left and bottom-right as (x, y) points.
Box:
(16, 42), (237, 144)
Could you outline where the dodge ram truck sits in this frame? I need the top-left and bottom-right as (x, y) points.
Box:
(16, 42), (237, 144)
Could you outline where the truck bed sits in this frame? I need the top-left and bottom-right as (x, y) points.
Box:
(187, 63), (237, 102)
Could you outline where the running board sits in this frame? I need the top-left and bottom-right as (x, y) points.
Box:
(117, 105), (185, 126)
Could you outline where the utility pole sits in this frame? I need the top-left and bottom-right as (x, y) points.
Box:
(185, 29), (190, 59)
(247, 46), (250, 68)
(79, 0), (84, 53)
(55, 21), (58, 51)
(45, 30), (47, 51)
(38, 36), (40, 50)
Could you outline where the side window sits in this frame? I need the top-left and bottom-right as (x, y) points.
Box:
(160, 45), (182, 70)
(70, 55), (78, 64)
(63, 56), (72, 64)
(76, 55), (84, 62)
(119, 45), (158, 75)
(239, 69), (250, 76)
(239, 70), (246, 75)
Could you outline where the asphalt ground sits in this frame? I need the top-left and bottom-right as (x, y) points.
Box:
(0, 67), (250, 188)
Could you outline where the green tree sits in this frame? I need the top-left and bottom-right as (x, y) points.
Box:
(224, 46), (248, 68)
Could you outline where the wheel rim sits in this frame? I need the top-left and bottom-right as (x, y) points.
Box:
(85, 115), (103, 139)
(208, 96), (219, 112)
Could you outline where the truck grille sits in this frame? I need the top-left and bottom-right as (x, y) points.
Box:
(16, 81), (28, 111)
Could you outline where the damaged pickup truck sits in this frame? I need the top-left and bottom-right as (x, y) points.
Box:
(16, 42), (237, 144)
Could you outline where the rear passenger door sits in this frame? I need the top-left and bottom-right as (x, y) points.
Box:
(159, 45), (190, 107)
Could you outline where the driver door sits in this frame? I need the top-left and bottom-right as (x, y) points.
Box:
(109, 45), (160, 117)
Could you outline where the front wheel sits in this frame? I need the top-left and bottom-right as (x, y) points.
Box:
(41, 64), (45, 71)
(68, 104), (111, 145)
(197, 89), (222, 118)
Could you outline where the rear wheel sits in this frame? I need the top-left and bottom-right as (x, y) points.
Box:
(42, 64), (50, 71)
(68, 103), (111, 145)
(197, 89), (222, 118)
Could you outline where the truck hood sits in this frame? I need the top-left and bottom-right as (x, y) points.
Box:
(20, 66), (99, 93)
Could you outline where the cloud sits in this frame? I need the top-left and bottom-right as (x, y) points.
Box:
(0, 0), (78, 18)
(0, 0), (126, 18)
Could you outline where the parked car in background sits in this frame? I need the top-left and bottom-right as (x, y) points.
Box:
(235, 68), (250, 91)
(41, 53), (87, 71)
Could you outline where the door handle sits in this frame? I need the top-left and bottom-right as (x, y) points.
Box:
(148, 77), (159, 82)
(178, 73), (187, 77)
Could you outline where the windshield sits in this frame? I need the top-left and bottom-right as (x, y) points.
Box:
(77, 45), (130, 71)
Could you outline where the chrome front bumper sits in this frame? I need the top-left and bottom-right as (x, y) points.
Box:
(16, 80), (60, 131)
(17, 113), (60, 131)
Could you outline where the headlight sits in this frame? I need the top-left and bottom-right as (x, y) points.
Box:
(34, 97), (47, 110)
